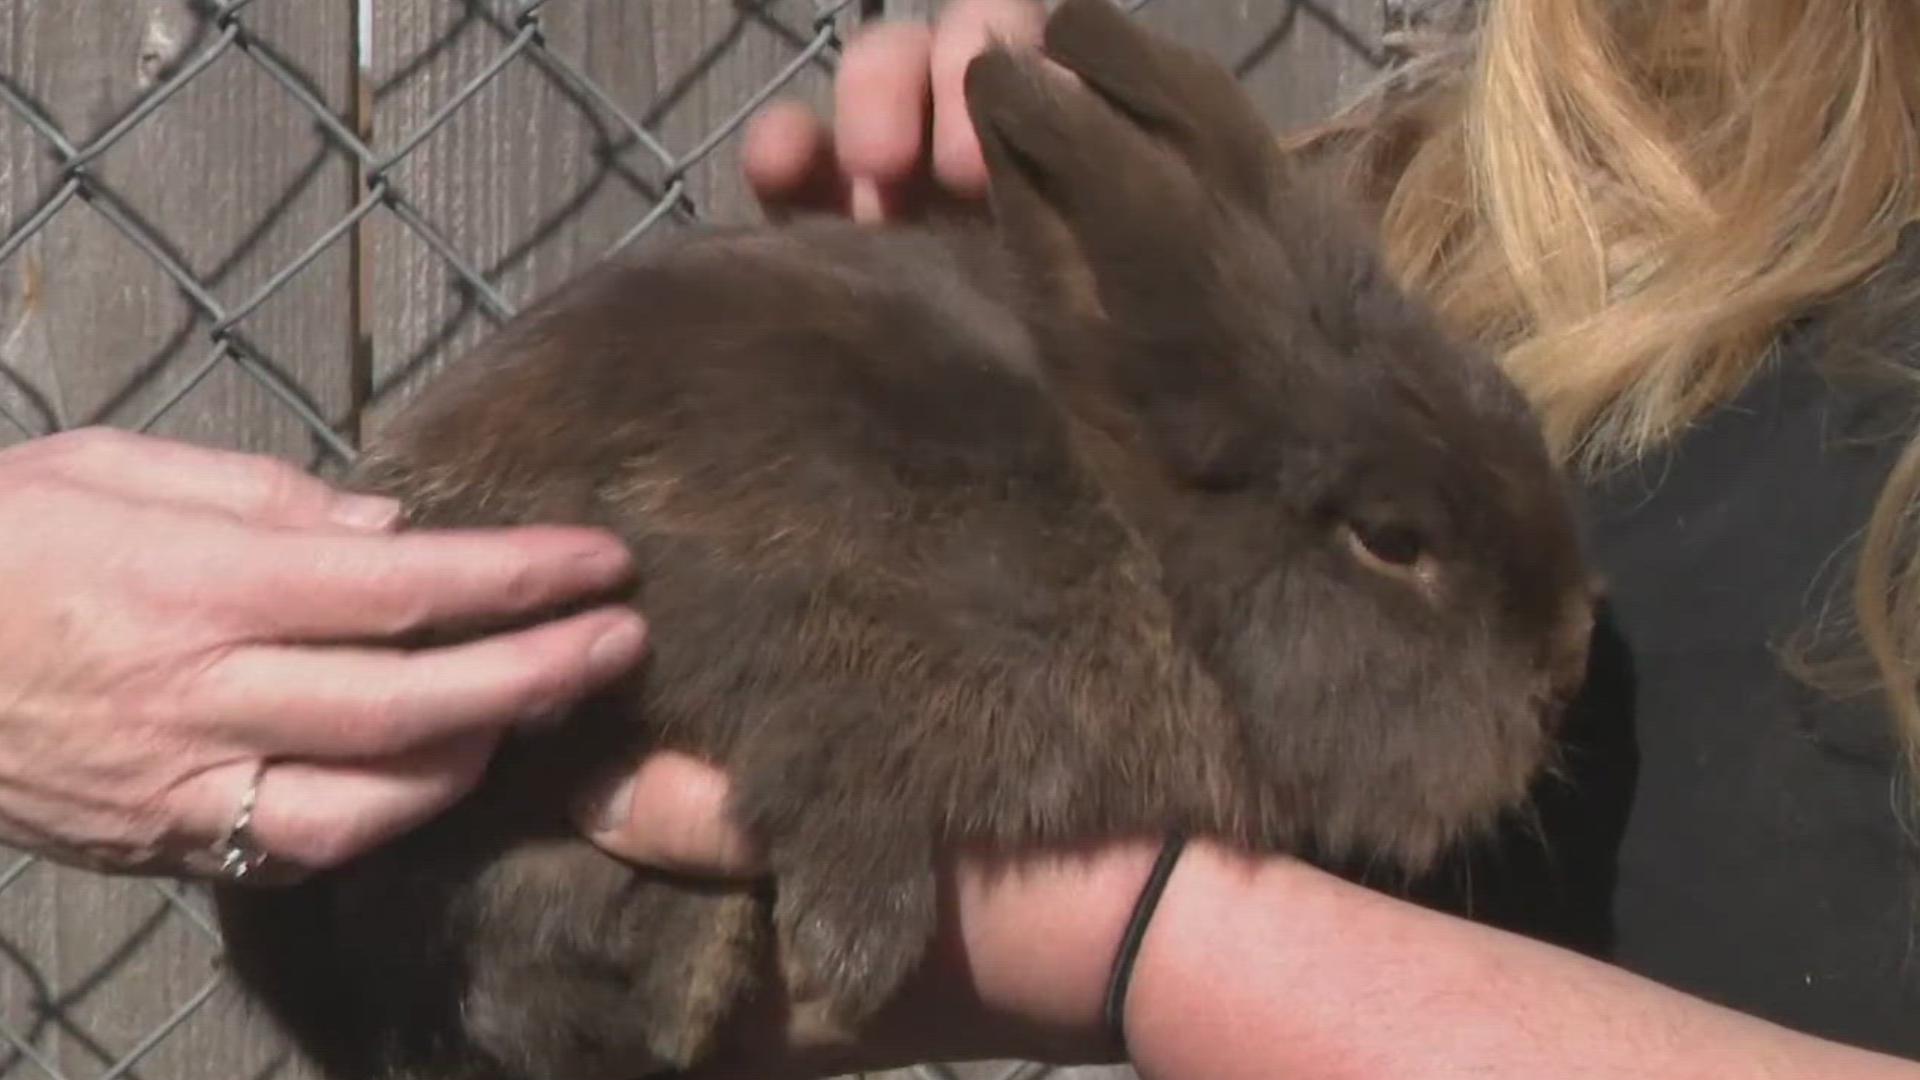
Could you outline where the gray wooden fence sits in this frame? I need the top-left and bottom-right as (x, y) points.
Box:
(0, 2), (1389, 1077)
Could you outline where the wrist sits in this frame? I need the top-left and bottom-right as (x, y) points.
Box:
(949, 838), (1330, 1071)
(945, 838), (1168, 1063)
(1120, 841), (1315, 1078)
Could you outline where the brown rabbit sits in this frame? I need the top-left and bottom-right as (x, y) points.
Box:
(212, 2), (1597, 1078)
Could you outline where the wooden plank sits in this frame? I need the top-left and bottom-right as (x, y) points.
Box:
(363, 0), (1381, 423)
(0, 1), (358, 471)
(364, 0), (851, 427)
(1134, 0), (1385, 134)
(0, 1), (352, 1077)
(1132, 0), (1386, 132)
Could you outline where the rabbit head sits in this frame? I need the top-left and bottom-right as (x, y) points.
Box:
(965, 0), (1597, 868)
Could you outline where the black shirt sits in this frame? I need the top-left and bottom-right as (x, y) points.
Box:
(1409, 229), (1920, 1059)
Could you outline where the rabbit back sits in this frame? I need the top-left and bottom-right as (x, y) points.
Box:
(352, 218), (1229, 824)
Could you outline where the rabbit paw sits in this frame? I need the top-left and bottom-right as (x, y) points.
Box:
(774, 862), (936, 1043)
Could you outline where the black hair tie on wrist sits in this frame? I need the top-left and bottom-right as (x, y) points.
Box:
(1103, 832), (1188, 1056)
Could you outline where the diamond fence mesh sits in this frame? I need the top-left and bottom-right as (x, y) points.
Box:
(0, 1), (1395, 1077)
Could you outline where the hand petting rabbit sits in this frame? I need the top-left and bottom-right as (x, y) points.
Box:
(213, 3), (1597, 1079)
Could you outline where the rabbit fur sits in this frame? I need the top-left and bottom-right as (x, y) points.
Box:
(212, 2), (1598, 1078)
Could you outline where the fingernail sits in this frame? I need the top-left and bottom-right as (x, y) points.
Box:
(849, 177), (886, 224)
(584, 774), (636, 835)
(519, 703), (568, 731)
(572, 541), (635, 580)
(329, 495), (403, 531)
(588, 617), (647, 681)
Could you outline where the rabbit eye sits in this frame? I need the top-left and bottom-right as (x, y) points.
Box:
(1351, 521), (1424, 566)
(1340, 516), (1444, 596)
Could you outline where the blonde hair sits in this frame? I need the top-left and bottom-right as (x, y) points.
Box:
(1290, 0), (1920, 771)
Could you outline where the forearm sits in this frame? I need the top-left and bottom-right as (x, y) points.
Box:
(593, 760), (1920, 1079)
(1124, 842), (1920, 1080)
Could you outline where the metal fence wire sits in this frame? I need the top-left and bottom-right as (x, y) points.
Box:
(0, 0), (1397, 1077)
(0, 0), (879, 454)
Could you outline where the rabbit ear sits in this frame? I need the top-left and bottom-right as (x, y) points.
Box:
(964, 25), (1276, 488)
(964, 43), (1210, 312)
(961, 0), (1285, 279)
(1041, 0), (1284, 209)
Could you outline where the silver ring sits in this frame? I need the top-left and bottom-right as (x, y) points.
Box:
(213, 761), (270, 881)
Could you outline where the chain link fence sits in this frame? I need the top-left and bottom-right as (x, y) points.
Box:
(0, 1), (1393, 1076)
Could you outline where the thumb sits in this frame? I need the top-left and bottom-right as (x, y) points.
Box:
(574, 752), (765, 879)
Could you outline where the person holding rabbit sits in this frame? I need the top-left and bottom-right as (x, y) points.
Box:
(573, 0), (1920, 1076)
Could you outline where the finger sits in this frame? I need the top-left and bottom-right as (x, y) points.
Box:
(835, 22), (936, 222)
(27, 427), (400, 532)
(931, 0), (1047, 197)
(575, 751), (764, 877)
(743, 100), (850, 219)
(192, 607), (646, 759)
(258, 737), (499, 870)
(176, 735), (501, 876)
(204, 524), (636, 642)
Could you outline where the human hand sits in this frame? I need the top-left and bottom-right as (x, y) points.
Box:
(743, 0), (1046, 223)
(576, 752), (1156, 1078)
(0, 428), (647, 881)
